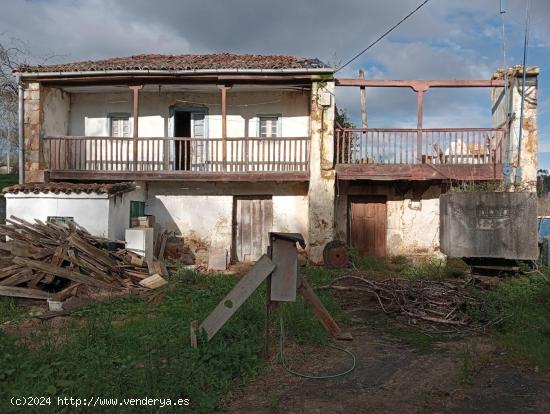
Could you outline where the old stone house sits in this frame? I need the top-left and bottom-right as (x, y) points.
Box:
(5, 54), (538, 264)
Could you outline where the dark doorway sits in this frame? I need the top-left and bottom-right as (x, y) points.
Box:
(174, 111), (191, 170)
(349, 195), (387, 257)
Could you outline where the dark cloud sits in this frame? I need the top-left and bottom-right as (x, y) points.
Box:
(0, 0), (548, 160)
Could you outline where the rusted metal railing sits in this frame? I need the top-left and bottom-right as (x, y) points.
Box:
(44, 136), (311, 173)
(335, 128), (506, 165)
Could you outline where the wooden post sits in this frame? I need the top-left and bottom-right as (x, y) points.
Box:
(218, 85), (231, 166)
(130, 85), (143, 171)
(416, 89), (424, 163)
(299, 277), (352, 340)
(359, 69), (368, 129)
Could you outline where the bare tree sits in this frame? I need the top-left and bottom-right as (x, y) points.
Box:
(0, 35), (31, 169)
(0, 35), (62, 171)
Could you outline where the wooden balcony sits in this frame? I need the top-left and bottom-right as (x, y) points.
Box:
(44, 136), (311, 181)
(335, 128), (506, 181)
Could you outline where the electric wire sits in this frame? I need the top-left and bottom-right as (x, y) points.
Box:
(334, 0), (432, 74)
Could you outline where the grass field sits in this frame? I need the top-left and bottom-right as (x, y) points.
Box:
(0, 260), (548, 412)
(0, 266), (341, 413)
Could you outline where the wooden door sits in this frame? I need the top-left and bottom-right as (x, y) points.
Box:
(234, 196), (273, 262)
(349, 196), (387, 257)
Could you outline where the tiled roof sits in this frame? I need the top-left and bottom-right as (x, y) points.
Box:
(3, 182), (135, 195)
(15, 53), (331, 73)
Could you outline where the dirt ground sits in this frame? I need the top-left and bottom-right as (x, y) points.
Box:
(225, 296), (550, 414)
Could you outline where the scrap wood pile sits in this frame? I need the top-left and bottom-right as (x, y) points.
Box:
(0, 216), (170, 305)
(320, 274), (482, 333)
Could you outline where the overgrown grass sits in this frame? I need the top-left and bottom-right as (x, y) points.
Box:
(0, 174), (18, 191)
(0, 298), (25, 324)
(0, 267), (342, 413)
(457, 339), (490, 385)
(466, 273), (550, 368)
(400, 258), (467, 280)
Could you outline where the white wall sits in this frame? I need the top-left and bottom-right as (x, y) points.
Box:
(146, 182), (309, 262)
(6, 187), (147, 240)
(6, 193), (111, 237)
(68, 90), (310, 138)
(42, 87), (70, 136)
(108, 186), (147, 240)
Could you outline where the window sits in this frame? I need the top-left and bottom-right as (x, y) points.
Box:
(110, 114), (130, 137)
(259, 115), (280, 138)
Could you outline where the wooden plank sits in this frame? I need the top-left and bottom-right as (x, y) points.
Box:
(0, 265), (25, 279)
(12, 257), (120, 290)
(0, 269), (35, 287)
(336, 163), (503, 181)
(270, 238), (298, 302)
(48, 171), (310, 182)
(67, 234), (118, 268)
(199, 255), (275, 341)
(0, 285), (51, 300)
(299, 277), (352, 340)
(139, 274), (168, 289)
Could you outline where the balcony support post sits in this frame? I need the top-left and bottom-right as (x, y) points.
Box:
(414, 86), (429, 164)
(218, 84), (231, 167)
(130, 85), (143, 171)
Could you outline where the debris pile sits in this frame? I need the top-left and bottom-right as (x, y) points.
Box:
(0, 216), (169, 305)
(320, 275), (478, 333)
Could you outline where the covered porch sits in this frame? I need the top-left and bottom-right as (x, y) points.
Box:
(334, 78), (508, 181)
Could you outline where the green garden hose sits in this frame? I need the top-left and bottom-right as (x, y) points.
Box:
(278, 316), (356, 379)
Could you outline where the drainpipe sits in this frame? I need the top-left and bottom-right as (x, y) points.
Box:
(17, 77), (24, 184)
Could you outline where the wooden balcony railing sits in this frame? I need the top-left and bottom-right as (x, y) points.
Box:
(335, 128), (506, 166)
(44, 136), (310, 178)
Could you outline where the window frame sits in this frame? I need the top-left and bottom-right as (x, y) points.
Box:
(257, 114), (282, 138)
(108, 112), (131, 137)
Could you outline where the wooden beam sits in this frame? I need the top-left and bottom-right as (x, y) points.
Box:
(197, 255), (275, 342)
(335, 163), (504, 181)
(417, 89), (424, 162)
(12, 257), (121, 290)
(218, 85), (231, 162)
(299, 277), (352, 340)
(130, 85), (143, 170)
(335, 79), (506, 89)
(33, 74), (328, 87)
(48, 171), (310, 182)
(359, 69), (368, 128)
(0, 285), (51, 300)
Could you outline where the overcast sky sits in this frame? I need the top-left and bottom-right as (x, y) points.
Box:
(1, 0), (549, 168)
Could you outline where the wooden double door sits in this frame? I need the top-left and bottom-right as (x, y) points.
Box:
(233, 196), (273, 262)
(349, 196), (387, 257)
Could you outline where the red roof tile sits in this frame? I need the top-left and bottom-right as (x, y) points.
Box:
(15, 53), (330, 73)
(3, 182), (135, 195)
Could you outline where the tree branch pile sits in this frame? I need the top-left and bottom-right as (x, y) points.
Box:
(320, 274), (480, 333)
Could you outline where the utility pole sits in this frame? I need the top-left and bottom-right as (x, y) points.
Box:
(359, 69), (368, 128)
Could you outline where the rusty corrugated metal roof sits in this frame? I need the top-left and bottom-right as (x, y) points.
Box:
(3, 182), (136, 195)
(15, 53), (330, 73)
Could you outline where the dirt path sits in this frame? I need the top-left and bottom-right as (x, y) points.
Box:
(225, 308), (550, 413)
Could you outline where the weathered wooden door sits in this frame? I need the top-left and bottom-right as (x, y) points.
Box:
(234, 196), (273, 262)
(349, 196), (387, 257)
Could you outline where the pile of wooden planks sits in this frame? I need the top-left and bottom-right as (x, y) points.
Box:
(0, 216), (168, 303)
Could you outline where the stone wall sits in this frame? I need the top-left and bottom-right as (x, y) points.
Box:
(307, 81), (336, 262)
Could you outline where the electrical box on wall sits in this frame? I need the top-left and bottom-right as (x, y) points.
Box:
(318, 90), (332, 107)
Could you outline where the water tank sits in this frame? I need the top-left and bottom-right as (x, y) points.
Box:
(440, 192), (538, 260)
